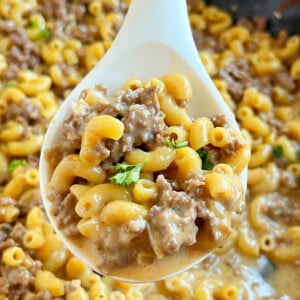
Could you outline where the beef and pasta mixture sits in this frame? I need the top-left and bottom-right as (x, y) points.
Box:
(45, 74), (248, 279)
(0, 0), (299, 299)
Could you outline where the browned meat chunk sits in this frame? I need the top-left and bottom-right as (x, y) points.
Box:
(148, 175), (198, 257)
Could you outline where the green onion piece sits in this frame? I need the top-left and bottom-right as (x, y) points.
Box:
(38, 28), (51, 39)
(197, 149), (208, 161)
(166, 139), (188, 149)
(8, 159), (28, 174)
(272, 145), (283, 159)
(29, 19), (39, 28)
(202, 160), (214, 170)
(197, 149), (214, 170)
(3, 82), (17, 89)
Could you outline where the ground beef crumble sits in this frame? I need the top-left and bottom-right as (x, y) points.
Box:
(1, 265), (37, 300)
(4, 98), (41, 122)
(51, 193), (80, 237)
(266, 193), (300, 226)
(107, 87), (168, 161)
(39, 0), (68, 22)
(0, 21), (40, 81)
(271, 70), (296, 92)
(149, 175), (198, 257)
(148, 173), (239, 257)
(218, 58), (260, 101)
(9, 223), (27, 247)
(211, 114), (228, 127)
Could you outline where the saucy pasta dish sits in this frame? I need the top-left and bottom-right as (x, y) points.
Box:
(0, 0), (299, 299)
(45, 74), (249, 280)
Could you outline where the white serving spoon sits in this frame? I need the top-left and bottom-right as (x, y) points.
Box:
(40, 0), (247, 282)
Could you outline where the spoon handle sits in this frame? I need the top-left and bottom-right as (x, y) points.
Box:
(121, 1), (190, 42)
(112, 0), (200, 66)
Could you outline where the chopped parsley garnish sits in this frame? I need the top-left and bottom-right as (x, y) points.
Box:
(197, 149), (214, 170)
(2, 82), (17, 89)
(29, 19), (51, 39)
(197, 149), (208, 161)
(166, 139), (188, 149)
(109, 161), (145, 187)
(38, 28), (51, 39)
(29, 19), (39, 28)
(8, 159), (28, 174)
(202, 160), (214, 170)
(272, 145), (283, 159)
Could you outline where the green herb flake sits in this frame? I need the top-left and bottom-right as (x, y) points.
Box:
(197, 149), (208, 161)
(109, 161), (145, 187)
(297, 176), (300, 186)
(2, 82), (17, 89)
(202, 160), (214, 170)
(8, 159), (28, 174)
(272, 145), (284, 159)
(38, 28), (51, 39)
(29, 18), (51, 39)
(166, 139), (188, 149)
(197, 149), (214, 170)
(29, 19), (39, 28)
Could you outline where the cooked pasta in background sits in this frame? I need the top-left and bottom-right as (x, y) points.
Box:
(0, 0), (299, 299)
(45, 74), (249, 279)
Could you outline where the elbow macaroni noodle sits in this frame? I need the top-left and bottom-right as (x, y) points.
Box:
(0, 0), (298, 299)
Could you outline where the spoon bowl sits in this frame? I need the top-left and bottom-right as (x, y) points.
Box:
(40, 0), (247, 282)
